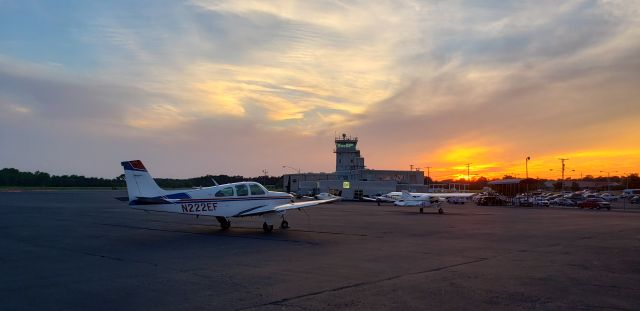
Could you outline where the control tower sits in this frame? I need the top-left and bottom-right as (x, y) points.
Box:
(334, 133), (365, 177)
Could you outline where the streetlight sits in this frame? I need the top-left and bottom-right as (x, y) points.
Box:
(600, 170), (618, 192)
(525, 156), (530, 179)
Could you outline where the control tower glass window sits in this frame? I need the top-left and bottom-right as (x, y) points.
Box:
(336, 143), (355, 148)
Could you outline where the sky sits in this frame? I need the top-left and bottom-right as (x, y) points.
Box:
(1, 0), (639, 180)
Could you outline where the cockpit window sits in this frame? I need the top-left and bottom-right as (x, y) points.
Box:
(215, 187), (234, 197)
(249, 183), (266, 195)
(235, 184), (249, 196)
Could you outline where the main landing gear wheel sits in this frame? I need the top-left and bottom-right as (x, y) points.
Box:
(280, 220), (290, 229)
(438, 208), (444, 214)
(419, 208), (424, 214)
(216, 217), (231, 230)
(263, 222), (274, 233)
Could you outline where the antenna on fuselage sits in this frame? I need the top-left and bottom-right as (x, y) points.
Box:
(211, 178), (219, 186)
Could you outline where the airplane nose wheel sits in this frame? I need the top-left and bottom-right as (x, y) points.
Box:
(263, 222), (274, 233)
(280, 220), (289, 229)
(419, 208), (424, 214)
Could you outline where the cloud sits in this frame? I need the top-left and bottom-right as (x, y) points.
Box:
(0, 0), (639, 178)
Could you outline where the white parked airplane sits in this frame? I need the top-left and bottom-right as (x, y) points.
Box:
(120, 160), (338, 232)
(302, 192), (341, 201)
(365, 190), (475, 214)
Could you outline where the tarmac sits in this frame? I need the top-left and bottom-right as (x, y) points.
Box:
(1, 190), (639, 311)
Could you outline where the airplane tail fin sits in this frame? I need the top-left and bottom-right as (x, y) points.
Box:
(120, 160), (166, 201)
(400, 190), (413, 200)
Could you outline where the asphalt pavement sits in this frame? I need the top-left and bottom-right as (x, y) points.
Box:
(1, 190), (639, 310)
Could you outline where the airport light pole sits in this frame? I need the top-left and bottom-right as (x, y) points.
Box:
(525, 156), (530, 179)
(624, 172), (629, 189)
(558, 158), (569, 192)
(262, 169), (269, 187)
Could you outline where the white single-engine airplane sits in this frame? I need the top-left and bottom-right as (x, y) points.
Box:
(120, 160), (338, 232)
(365, 190), (475, 214)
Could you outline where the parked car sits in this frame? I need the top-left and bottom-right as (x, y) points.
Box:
(600, 193), (618, 201)
(578, 198), (612, 210)
(630, 195), (640, 204)
(622, 189), (640, 198)
(534, 197), (550, 207)
(515, 196), (533, 207)
(552, 198), (576, 206)
(564, 192), (584, 202)
(476, 195), (508, 206)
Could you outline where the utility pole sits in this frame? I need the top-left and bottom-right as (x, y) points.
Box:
(425, 166), (431, 181)
(559, 158), (569, 191)
(410, 164), (414, 171)
(525, 156), (531, 194)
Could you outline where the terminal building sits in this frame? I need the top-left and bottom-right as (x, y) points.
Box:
(283, 134), (426, 200)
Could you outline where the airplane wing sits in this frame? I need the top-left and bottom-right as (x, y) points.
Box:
(427, 193), (475, 198)
(361, 196), (379, 202)
(361, 196), (395, 203)
(236, 198), (339, 217)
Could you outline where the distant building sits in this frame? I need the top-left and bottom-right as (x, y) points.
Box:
(488, 179), (524, 197)
(283, 134), (425, 200)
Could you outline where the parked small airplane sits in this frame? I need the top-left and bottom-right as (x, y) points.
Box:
(302, 192), (341, 201)
(365, 191), (475, 214)
(120, 160), (338, 232)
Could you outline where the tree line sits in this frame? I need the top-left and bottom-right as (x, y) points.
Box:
(2, 167), (637, 190)
(0, 168), (283, 189)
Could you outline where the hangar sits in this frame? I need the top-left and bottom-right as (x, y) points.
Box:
(283, 134), (426, 200)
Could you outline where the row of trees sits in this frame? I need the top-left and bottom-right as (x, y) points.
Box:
(2, 167), (637, 190)
(0, 168), (118, 187)
(0, 168), (283, 189)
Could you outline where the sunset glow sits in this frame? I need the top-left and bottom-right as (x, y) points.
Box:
(0, 1), (638, 178)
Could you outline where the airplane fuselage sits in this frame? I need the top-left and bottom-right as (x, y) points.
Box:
(129, 182), (292, 217)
